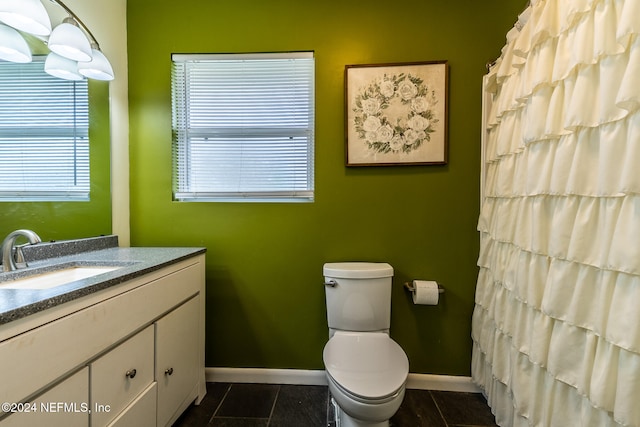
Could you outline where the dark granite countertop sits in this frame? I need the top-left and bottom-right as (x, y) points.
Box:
(0, 235), (205, 326)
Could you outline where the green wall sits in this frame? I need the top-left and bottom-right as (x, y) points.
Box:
(127, 0), (524, 375)
(0, 81), (112, 242)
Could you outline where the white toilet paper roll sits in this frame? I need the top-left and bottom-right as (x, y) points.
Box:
(412, 280), (439, 305)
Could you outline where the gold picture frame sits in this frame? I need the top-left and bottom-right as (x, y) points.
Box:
(345, 61), (449, 166)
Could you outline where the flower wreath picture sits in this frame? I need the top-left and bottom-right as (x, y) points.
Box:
(345, 61), (448, 166)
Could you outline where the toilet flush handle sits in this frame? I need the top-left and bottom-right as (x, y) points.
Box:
(324, 279), (337, 287)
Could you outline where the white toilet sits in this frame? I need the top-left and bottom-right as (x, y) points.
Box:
(322, 262), (409, 427)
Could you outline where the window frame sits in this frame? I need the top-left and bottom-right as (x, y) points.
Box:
(171, 51), (315, 203)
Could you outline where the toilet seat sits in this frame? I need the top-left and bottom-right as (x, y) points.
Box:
(323, 331), (409, 402)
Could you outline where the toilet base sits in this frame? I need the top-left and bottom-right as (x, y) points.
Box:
(331, 397), (389, 427)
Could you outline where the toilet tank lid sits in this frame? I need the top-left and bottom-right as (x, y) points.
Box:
(323, 262), (393, 279)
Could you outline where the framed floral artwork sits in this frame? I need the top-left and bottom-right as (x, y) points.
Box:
(345, 61), (449, 166)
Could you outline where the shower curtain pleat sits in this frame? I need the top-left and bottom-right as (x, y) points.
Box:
(472, 0), (640, 426)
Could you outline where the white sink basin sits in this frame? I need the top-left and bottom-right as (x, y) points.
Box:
(0, 265), (121, 290)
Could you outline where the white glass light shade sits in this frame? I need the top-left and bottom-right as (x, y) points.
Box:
(0, 0), (51, 36)
(78, 48), (114, 81)
(0, 23), (32, 63)
(48, 20), (92, 62)
(44, 52), (84, 81)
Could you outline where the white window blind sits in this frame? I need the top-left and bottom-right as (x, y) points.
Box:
(171, 52), (315, 202)
(0, 58), (90, 201)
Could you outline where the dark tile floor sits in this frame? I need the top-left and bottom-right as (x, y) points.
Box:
(172, 382), (498, 427)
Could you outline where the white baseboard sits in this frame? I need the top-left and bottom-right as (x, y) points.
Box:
(205, 368), (480, 393)
(405, 373), (480, 392)
(207, 367), (328, 386)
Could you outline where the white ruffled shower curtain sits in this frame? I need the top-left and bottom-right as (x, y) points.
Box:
(472, 0), (640, 426)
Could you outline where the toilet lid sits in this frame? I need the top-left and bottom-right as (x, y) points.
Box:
(323, 332), (409, 400)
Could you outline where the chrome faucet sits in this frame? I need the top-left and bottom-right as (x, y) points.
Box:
(1, 229), (42, 272)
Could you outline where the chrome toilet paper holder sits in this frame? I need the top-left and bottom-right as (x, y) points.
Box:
(403, 281), (445, 294)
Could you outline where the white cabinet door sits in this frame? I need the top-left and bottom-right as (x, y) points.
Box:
(91, 326), (155, 427)
(155, 297), (199, 427)
(0, 367), (89, 427)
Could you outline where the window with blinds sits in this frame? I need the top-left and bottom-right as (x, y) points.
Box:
(171, 52), (315, 202)
(0, 58), (90, 201)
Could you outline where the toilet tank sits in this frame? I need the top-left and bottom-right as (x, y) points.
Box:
(324, 262), (394, 332)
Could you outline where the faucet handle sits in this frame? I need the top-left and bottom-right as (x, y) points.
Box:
(14, 245), (28, 269)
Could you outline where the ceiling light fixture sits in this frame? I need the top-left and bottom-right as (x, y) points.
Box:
(0, 0), (114, 81)
(44, 51), (84, 80)
(78, 43), (114, 80)
(48, 17), (92, 62)
(0, 0), (51, 36)
(0, 23), (32, 63)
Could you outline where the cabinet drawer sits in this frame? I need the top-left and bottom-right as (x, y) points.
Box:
(91, 326), (154, 427)
(106, 383), (157, 427)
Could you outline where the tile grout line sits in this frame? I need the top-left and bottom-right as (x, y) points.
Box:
(266, 384), (282, 426)
(208, 383), (233, 423)
(428, 390), (450, 427)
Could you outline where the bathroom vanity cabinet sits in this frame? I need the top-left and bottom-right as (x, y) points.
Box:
(0, 254), (206, 427)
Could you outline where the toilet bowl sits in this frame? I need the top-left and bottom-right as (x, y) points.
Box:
(323, 331), (409, 427)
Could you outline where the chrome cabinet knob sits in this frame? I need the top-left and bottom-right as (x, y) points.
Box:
(165, 367), (174, 376)
(125, 369), (137, 379)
